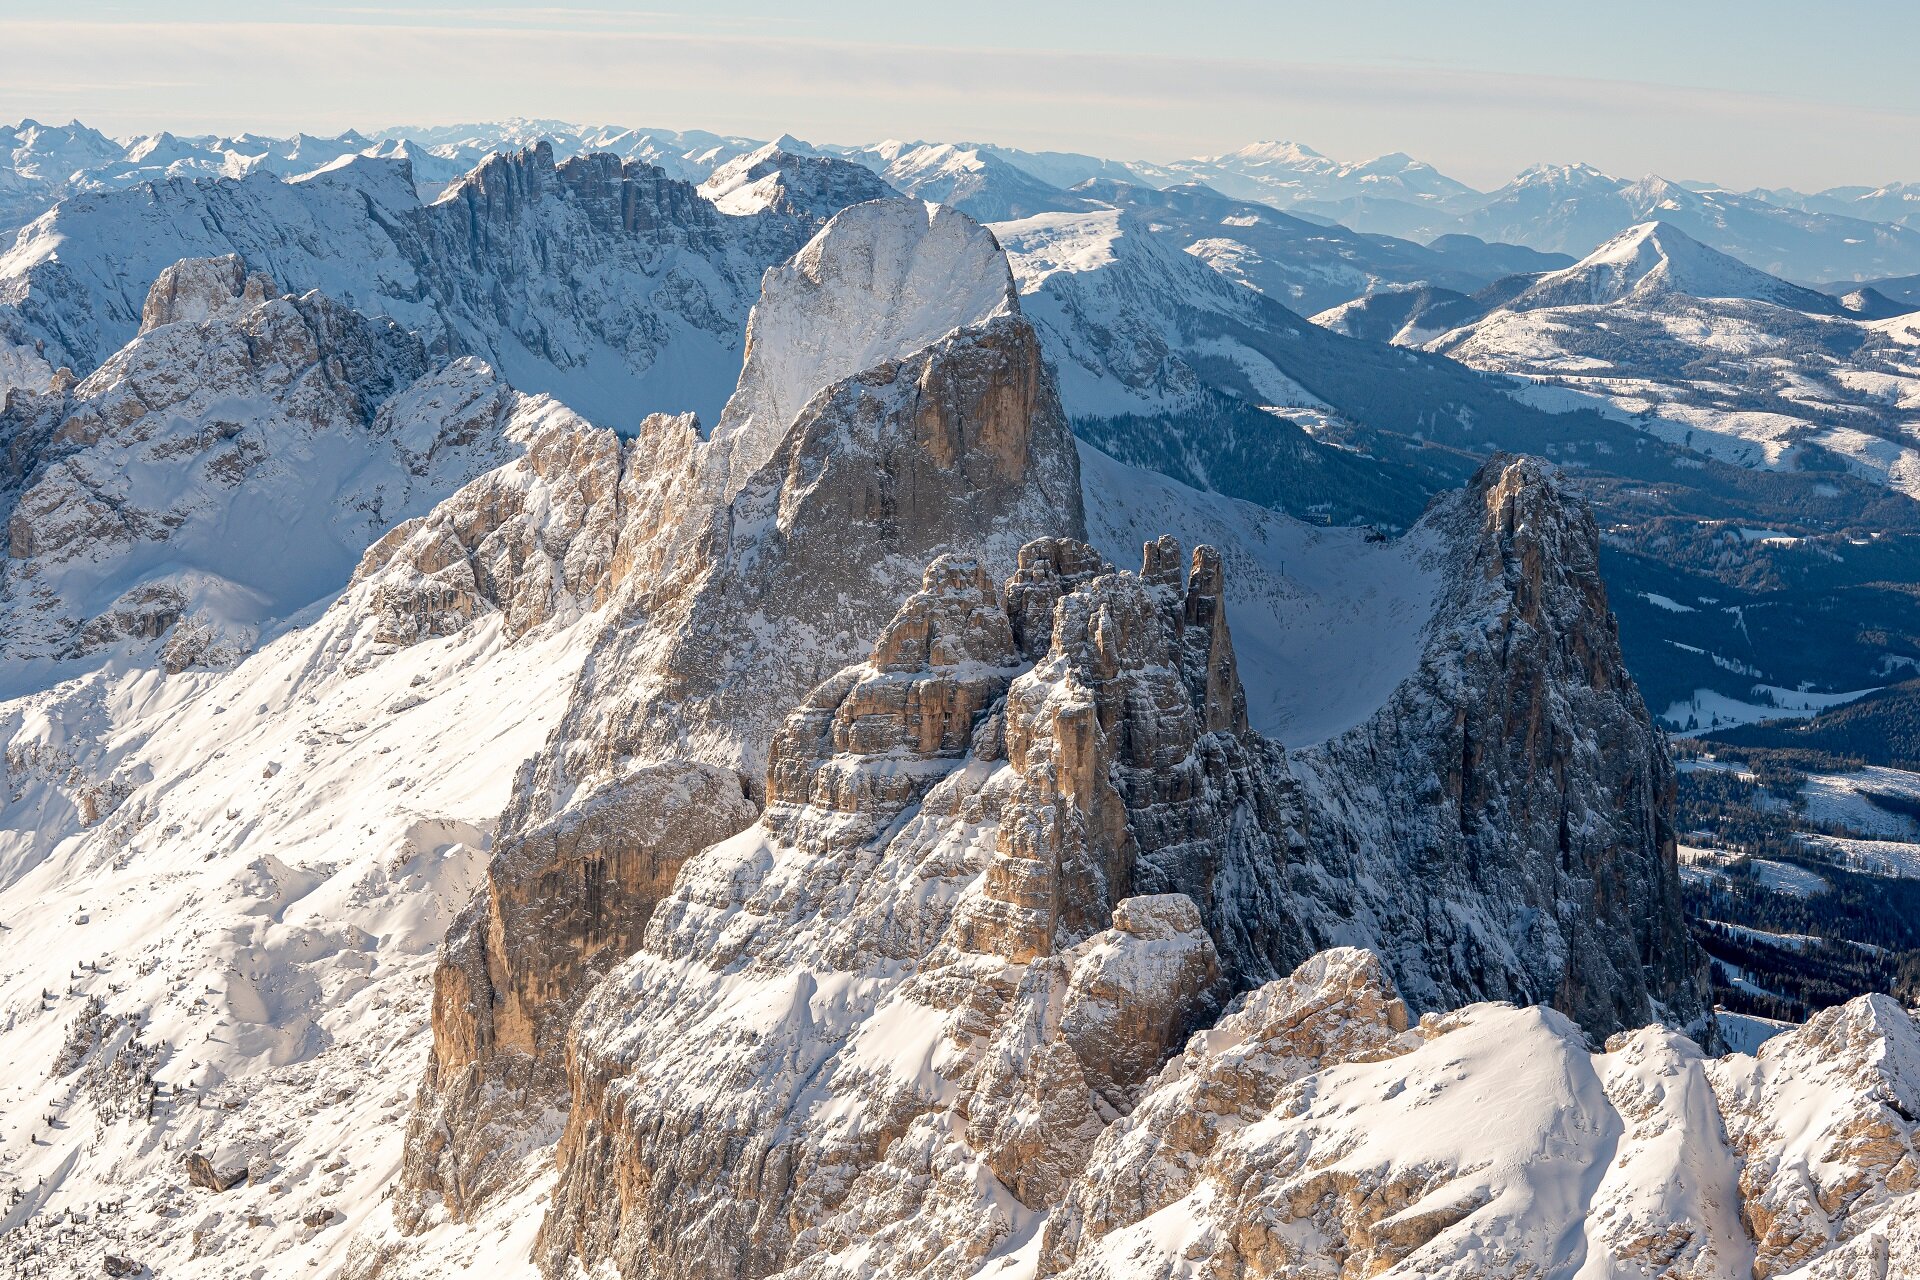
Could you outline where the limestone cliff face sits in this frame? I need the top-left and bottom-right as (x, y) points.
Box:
(139, 253), (276, 331)
(372, 198), (1711, 1279)
(1287, 453), (1705, 1038)
(618, 310), (1088, 788)
(529, 458), (1712, 1280)
(535, 540), (1249, 1280)
(1710, 994), (1920, 1278)
(389, 202), (1089, 1234)
(395, 761), (755, 1226)
(353, 406), (705, 646)
(1047, 971), (1920, 1280)
(949, 535), (1282, 979)
(0, 141), (892, 427)
(1040, 946), (1414, 1274)
(507, 206), (1087, 820)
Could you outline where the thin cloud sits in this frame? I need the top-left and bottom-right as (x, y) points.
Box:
(312, 6), (813, 30)
(3, 16), (1915, 189)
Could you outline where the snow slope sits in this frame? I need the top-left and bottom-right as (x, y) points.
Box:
(833, 140), (1097, 222)
(1428, 222), (1920, 500)
(1079, 441), (1438, 745)
(992, 207), (1325, 416)
(0, 259), (573, 688)
(1507, 221), (1847, 313)
(0, 143), (855, 426)
(0, 576), (598, 1277)
(1461, 166), (1920, 282)
(694, 141), (897, 220)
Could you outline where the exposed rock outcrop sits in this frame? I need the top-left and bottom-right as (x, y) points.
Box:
(1048, 967), (1920, 1280)
(697, 142), (901, 223)
(0, 141), (897, 428)
(396, 761), (756, 1226)
(1711, 993), (1920, 1278)
(529, 453), (1710, 1279)
(390, 201), (1085, 1233)
(502, 200), (1086, 818)
(1, 257), (547, 668)
(533, 539), (1247, 1279)
(139, 253), (275, 332)
(184, 1152), (249, 1193)
(1287, 454), (1704, 1038)
(354, 406), (702, 646)
(707, 199), (1020, 493)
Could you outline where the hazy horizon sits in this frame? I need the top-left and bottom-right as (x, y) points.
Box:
(6, 1), (1919, 192)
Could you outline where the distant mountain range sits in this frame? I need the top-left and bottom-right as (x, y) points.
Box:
(9, 118), (1920, 744)
(12, 117), (1920, 283)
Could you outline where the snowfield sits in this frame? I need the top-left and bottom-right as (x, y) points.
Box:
(1079, 442), (1440, 746)
(0, 588), (597, 1274)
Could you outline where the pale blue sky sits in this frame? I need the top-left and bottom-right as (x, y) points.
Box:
(3, 1), (1914, 190)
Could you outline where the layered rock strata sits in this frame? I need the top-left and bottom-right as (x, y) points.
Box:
(389, 201), (1086, 1229)
(535, 538), (1253, 1278)
(1288, 454), (1703, 1036)
(528, 446), (1720, 1278)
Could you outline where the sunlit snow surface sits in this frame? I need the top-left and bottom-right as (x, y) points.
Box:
(1661, 684), (1876, 735)
(0, 595), (589, 1274)
(992, 208), (1328, 416)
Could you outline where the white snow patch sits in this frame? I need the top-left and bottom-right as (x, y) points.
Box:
(1077, 442), (1439, 746)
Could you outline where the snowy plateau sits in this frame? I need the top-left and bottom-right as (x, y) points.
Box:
(0, 116), (1916, 1280)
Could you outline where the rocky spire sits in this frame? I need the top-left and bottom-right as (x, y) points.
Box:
(1289, 453), (1706, 1038)
(533, 535), (1271, 1278)
(138, 254), (277, 332)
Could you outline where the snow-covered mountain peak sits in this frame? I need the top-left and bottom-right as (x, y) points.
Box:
(0, 266), (545, 682)
(695, 140), (896, 220)
(1512, 159), (1618, 185)
(2, 117), (119, 183)
(276, 148), (420, 207)
(1510, 219), (1839, 310)
(1223, 139), (1334, 168)
(710, 198), (1018, 488)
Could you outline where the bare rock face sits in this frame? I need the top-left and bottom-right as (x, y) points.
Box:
(0, 140), (888, 428)
(621, 310), (1087, 787)
(354, 406), (702, 646)
(138, 254), (275, 332)
(506, 205), (1087, 820)
(534, 538), (1266, 1280)
(529, 464), (1721, 1279)
(1709, 993), (1920, 1278)
(184, 1151), (248, 1194)
(391, 204), (1086, 1236)
(707, 199), (1019, 494)
(962, 893), (1220, 1210)
(1287, 454), (1705, 1038)
(395, 760), (756, 1227)
(762, 554), (1022, 832)
(697, 143), (901, 224)
(1047, 969), (1920, 1280)
(1040, 945), (1411, 1270)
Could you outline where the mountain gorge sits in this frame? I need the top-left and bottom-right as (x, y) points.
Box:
(1, 114), (1918, 1280)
